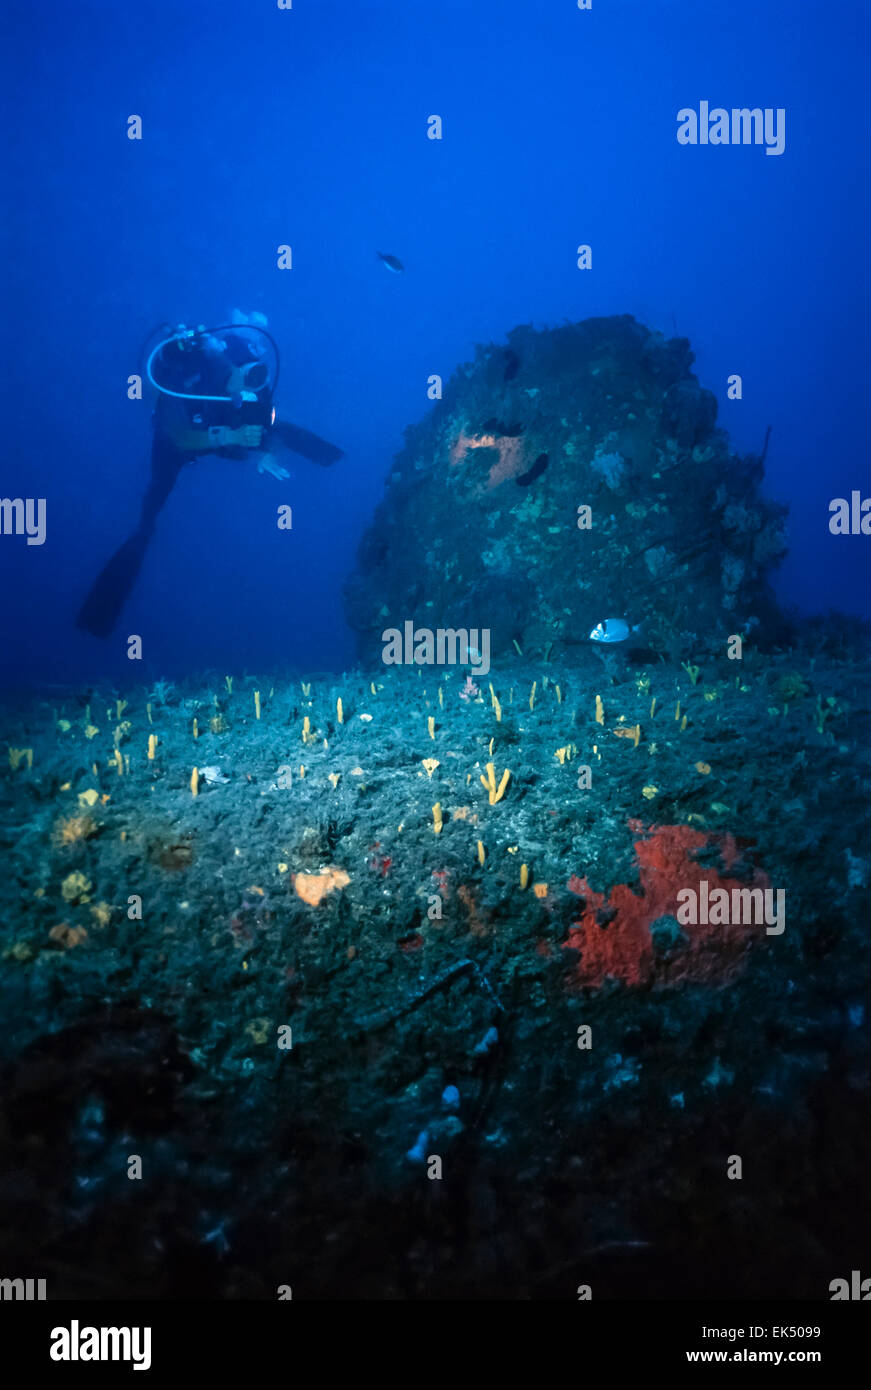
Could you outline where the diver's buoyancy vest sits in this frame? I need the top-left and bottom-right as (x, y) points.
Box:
(155, 389), (273, 449)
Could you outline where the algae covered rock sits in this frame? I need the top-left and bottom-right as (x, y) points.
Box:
(345, 315), (787, 661)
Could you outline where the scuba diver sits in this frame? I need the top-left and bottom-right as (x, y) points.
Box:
(76, 313), (343, 638)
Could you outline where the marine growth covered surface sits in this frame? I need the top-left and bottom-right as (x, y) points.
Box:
(1, 321), (869, 1300)
(346, 316), (788, 661)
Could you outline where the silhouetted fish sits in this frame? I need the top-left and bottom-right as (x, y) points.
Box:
(516, 452), (548, 486)
(377, 252), (404, 274)
(503, 349), (520, 381)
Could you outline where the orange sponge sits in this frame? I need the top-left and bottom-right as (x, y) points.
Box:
(293, 866), (350, 906)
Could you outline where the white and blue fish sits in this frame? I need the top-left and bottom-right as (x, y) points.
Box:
(589, 618), (642, 644)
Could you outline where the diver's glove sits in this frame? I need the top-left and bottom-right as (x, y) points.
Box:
(256, 453), (290, 480)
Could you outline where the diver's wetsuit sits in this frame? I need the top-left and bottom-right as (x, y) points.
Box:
(75, 428), (192, 640)
(76, 345), (233, 638)
(76, 330), (344, 639)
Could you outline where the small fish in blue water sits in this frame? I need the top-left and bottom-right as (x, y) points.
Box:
(589, 618), (641, 644)
(377, 251), (404, 274)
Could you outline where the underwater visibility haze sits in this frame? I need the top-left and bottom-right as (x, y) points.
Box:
(0, 0), (869, 1312)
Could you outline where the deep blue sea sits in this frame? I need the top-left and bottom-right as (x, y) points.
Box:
(2, 0), (867, 685)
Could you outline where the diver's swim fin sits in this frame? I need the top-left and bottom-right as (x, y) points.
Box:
(271, 419), (344, 466)
(76, 528), (152, 639)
